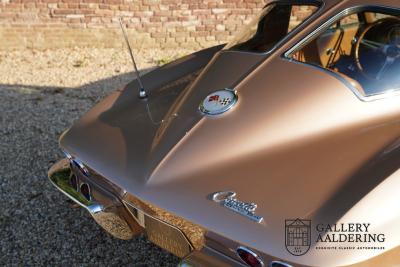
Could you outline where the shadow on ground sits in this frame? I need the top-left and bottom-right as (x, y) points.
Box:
(0, 69), (179, 266)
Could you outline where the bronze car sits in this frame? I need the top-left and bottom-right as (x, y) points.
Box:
(48, 0), (400, 266)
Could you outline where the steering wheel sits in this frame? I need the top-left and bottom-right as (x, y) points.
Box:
(355, 18), (400, 81)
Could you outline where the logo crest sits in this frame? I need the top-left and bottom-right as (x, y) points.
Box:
(285, 219), (311, 256)
(210, 191), (263, 223)
(199, 89), (238, 116)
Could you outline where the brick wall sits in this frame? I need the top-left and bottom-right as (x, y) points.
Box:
(0, 0), (314, 50)
(0, 0), (272, 50)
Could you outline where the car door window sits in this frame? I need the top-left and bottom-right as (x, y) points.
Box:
(288, 8), (400, 98)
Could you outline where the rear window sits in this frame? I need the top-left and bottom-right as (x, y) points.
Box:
(287, 8), (400, 98)
(224, 2), (320, 53)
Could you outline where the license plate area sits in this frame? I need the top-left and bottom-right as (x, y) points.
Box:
(145, 215), (193, 258)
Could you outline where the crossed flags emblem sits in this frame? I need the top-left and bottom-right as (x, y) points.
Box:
(208, 95), (232, 106)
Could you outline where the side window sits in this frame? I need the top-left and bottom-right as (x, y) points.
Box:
(289, 9), (400, 98)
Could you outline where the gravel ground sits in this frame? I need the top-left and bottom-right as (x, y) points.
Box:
(0, 48), (194, 266)
(0, 48), (192, 88)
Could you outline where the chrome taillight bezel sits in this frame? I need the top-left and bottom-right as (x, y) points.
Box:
(62, 150), (90, 177)
(236, 246), (265, 267)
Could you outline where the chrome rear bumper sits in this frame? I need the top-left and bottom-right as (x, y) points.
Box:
(48, 159), (143, 240)
(48, 159), (246, 266)
(48, 158), (200, 258)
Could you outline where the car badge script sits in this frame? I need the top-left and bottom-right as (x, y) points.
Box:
(199, 89), (238, 116)
(210, 191), (264, 223)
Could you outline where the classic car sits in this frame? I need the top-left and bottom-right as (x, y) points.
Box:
(48, 0), (400, 266)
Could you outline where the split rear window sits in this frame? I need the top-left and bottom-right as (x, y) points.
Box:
(224, 2), (321, 53)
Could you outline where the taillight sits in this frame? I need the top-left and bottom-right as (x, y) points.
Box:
(236, 246), (264, 267)
(269, 261), (293, 267)
(80, 183), (91, 201)
(70, 174), (78, 191)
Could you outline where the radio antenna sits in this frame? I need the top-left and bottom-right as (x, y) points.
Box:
(118, 18), (147, 99)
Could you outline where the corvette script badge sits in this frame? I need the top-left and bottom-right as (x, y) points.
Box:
(210, 191), (264, 223)
(199, 89), (238, 116)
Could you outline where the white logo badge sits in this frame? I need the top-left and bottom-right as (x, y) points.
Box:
(199, 89), (238, 116)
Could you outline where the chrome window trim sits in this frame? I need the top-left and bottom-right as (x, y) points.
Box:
(223, 0), (325, 56)
(283, 5), (400, 102)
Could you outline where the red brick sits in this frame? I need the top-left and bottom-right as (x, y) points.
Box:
(52, 9), (74, 15)
(0, 0), (313, 50)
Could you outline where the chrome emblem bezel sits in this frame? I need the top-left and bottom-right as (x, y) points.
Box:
(199, 89), (238, 116)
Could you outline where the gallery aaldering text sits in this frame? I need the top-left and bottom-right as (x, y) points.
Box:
(316, 223), (385, 243)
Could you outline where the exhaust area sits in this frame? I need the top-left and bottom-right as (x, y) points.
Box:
(48, 158), (143, 240)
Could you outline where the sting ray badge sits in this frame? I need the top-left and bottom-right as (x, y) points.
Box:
(199, 89), (238, 116)
(210, 191), (264, 223)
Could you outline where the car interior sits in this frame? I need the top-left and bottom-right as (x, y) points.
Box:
(291, 10), (400, 97)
